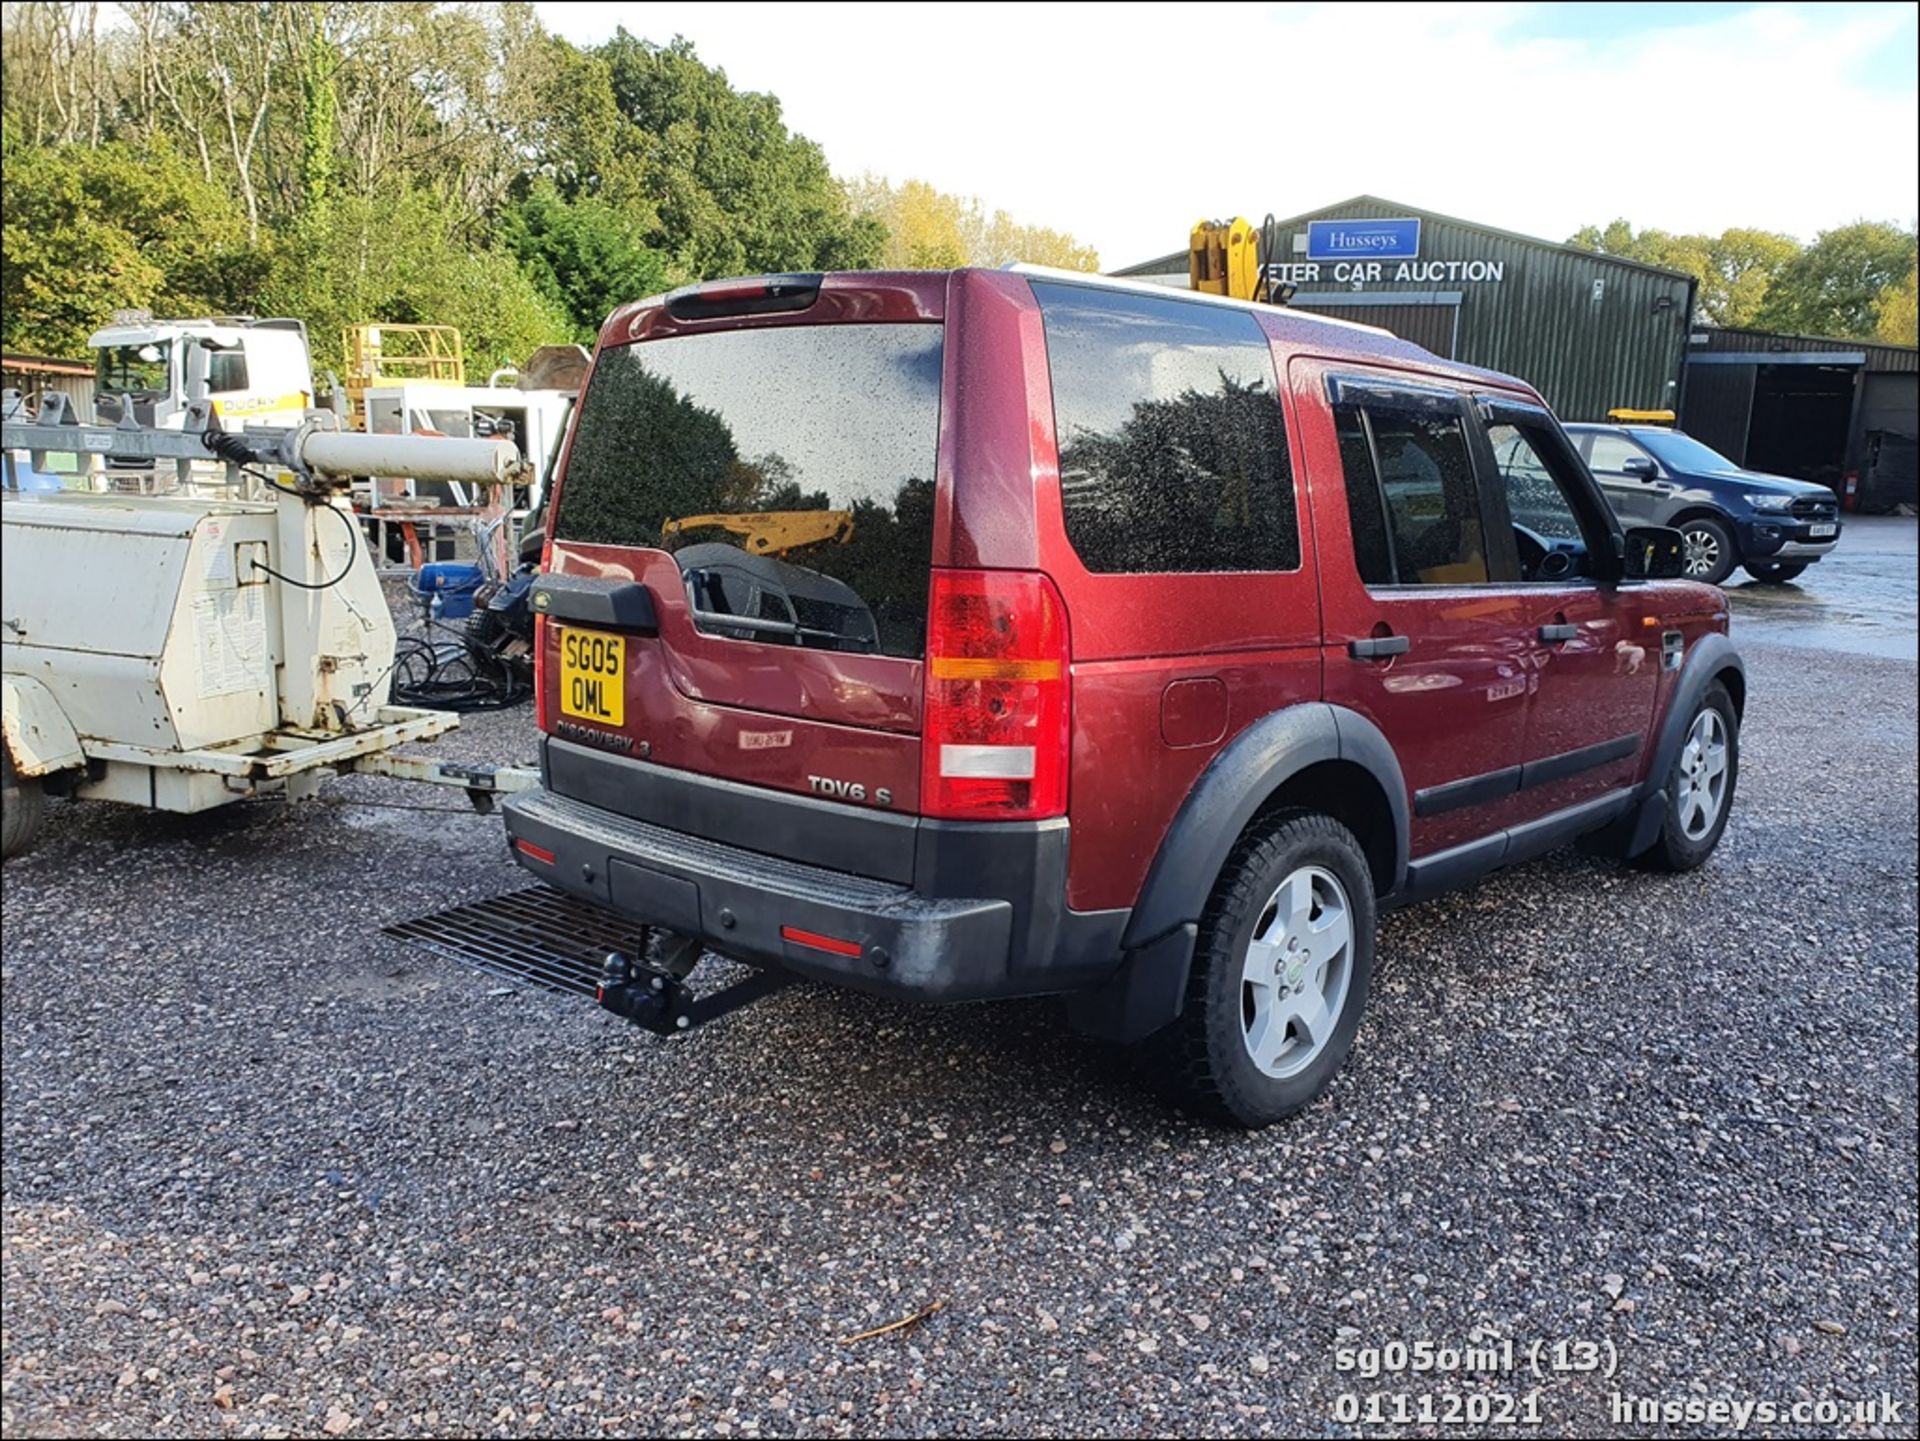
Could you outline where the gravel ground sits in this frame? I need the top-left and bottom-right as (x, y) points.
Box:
(2, 602), (1915, 1437)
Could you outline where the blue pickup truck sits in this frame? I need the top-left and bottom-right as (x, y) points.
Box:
(1557, 423), (1842, 585)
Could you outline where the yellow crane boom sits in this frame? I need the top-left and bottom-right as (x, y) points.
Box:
(660, 510), (855, 557)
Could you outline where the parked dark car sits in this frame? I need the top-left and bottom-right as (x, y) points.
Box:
(499, 268), (1744, 1128)
(1558, 423), (1841, 585)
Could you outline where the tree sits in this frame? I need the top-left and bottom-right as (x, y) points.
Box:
(6, 6), (1053, 364)
(844, 176), (968, 268)
(1568, 219), (1796, 328)
(291, 2), (339, 232)
(1756, 221), (1919, 339)
(0, 133), (265, 356)
(1699, 229), (1802, 330)
(513, 29), (648, 211)
(260, 187), (567, 376)
(597, 32), (883, 277)
(500, 179), (670, 342)
(1877, 261), (1918, 346)
(0, 1), (113, 148)
(845, 173), (1099, 271)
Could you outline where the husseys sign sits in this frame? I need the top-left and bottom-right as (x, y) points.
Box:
(1307, 218), (1421, 259)
(1267, 217), (1508, 288)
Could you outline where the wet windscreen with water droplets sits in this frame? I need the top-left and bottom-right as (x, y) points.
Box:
(554, 324), (943, 659)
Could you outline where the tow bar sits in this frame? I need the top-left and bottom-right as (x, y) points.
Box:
(594, 934), (792, 1036)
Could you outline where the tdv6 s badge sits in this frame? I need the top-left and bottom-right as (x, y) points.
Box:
(807, 774), (891, 806)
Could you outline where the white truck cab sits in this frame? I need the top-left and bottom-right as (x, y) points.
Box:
(88, 312), (314, 432)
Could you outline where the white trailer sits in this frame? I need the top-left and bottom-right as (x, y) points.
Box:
(1, 402), (536, 858)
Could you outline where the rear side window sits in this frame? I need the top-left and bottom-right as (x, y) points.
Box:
(1032, 281), (1297, 574)
(1332, 398), (1489, 586)
(555, 324), (942, 659)
(1335, 404), (1394, 586)
(1585, 433), (1650, 474)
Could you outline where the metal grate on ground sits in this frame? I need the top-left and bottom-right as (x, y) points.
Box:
(383, 885), (650, 998)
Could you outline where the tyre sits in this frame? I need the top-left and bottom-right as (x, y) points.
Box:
(1677, 515), (1738, 585)
(1636, 683), (1739, 873)
(463, 585), (506, 659)
(2, 747), (47, 861)
(1742, 560), (1809, 584)
(1151, 811), (1376, 1128)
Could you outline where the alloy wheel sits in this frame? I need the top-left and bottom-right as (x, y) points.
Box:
(1239, 865), (1353, 1080)
(1682, 527), (1722, 578)
(1676, 708), (1730, 839)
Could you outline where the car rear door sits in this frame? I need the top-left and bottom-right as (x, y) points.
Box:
(1294, 361), (1536, 861)
(537, 276), (946, 849)
(1476, 400), (1662, 821)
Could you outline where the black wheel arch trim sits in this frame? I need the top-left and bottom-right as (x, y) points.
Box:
(1669, 505), (1739, 542)
(1625, 631), (1744, 857)
(1120, 702), (1410, 952)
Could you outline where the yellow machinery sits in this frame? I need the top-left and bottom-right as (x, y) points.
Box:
(1189, 216), (1286, 303)
(1190, 218), (1262, 300)
(661, 510), (855, 557)
(341, 324), (465, 430)
(1607, 408), (1677, 426)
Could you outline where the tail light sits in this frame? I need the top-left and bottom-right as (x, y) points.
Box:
(920, 570), (1070, 820)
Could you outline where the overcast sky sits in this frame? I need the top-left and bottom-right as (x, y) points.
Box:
(535, 0), (1919, 269)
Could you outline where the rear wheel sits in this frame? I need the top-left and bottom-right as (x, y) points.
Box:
(1678, 516), (1738, 585)
(1636, 683), (1738, 872)
(2, 747), (47, 860)
(1150, 811), (1376, 1128)
(1742, 559), (1808, 584)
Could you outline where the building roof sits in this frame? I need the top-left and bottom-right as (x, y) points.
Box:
(1113, 194), (1697, 285)
(1692, 324), (1918, 374)
(1, 353), (92, 377)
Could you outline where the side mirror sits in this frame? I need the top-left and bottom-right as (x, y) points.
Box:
(1623, 525), (1686, 580)
(1622, 455), (1659, 482)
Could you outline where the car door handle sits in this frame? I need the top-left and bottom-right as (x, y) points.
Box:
(1538, 623), (1579, 643)
(1348, 635), (1410, 660)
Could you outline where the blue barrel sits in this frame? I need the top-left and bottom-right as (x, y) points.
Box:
(412, 561), (484, 620)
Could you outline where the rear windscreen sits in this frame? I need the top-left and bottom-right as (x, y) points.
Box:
(555, 323), (942, 659)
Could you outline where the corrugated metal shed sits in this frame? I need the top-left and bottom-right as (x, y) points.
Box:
(2, 353), (95, 420)
(1114, 196), (1696, 423)
(1681, 324), (1918, 508)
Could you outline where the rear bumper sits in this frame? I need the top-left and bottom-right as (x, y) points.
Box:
(502, 767), (1126, 1004)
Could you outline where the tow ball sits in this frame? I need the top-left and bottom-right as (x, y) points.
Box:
(595, 951), (696, 1035)
(594, 933), (791, 1037)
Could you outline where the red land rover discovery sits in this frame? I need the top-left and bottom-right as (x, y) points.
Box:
(504, 267), (1743, 1128)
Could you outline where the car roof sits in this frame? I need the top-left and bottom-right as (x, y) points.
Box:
(1007, 265), (1528, 389)
(609, 267), (1539, 400)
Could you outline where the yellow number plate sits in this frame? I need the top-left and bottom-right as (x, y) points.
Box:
(558, 629), (625, 727)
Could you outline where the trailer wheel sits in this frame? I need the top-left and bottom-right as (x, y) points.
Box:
(2, 747), (47, 860)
